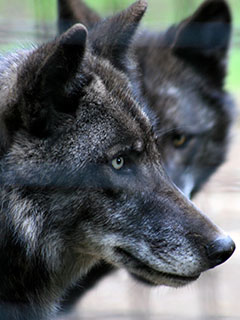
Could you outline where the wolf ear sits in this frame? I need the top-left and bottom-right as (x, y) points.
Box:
(4, 24), (88, 144)
(89, 0), (147, 71)
(58, 0), (101, 34)
(33, 23), (87, 94)
(171, 0), (231, 86)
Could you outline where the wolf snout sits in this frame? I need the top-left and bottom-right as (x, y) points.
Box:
(205, 235), (235, 268)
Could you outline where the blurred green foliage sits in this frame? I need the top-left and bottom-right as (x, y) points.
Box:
(0, 0), (239, 91)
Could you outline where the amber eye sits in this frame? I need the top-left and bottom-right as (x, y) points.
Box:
(112, 157), (124, 170)
(173, 134), (188, 148)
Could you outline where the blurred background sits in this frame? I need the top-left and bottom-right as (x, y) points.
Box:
(0, 0), (239, 319)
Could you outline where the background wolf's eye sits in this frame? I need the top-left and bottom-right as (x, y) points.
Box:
(173, 134), (188, 148)
(112, 157), (124, 170)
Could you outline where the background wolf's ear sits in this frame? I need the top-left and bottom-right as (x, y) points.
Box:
(58, 0), (101, 34)
(18, 23), (88, 138)
(171, 0), (231, 87)
(89, 0), (147, 71)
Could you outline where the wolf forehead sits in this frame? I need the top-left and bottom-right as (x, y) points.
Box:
(0, 46), (152, 159)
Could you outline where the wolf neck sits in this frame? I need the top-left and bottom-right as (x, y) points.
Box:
(0, 186), (98, 316)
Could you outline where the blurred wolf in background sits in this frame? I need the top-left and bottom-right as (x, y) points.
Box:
(58, 0), (235, 198)
(57, 0), (235, 312)
(0, 1), (235, 319)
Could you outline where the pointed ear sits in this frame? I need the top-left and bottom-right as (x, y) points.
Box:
(89, 0), (147, 71)
(0, 24), (88, 155)
(35, 23), (87, 90)
(18, 24), (88, 137)
(58, 0), (101, 34)
(172, 0), (232, 86)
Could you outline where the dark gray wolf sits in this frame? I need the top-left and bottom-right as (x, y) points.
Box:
(57, 0), (235, 311)
(0, 1), (235, 319)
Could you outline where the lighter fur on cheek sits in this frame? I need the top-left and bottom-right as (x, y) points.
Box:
(158, 84), (181, 98)
(6, 194), (42, 254)
(182, 173), (195, 198)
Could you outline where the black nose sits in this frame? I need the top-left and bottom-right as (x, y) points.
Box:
(206, 236), (235, 268)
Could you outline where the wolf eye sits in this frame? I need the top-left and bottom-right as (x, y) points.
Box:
(112, 157), (124, 170)
(173, 134), (188, 148)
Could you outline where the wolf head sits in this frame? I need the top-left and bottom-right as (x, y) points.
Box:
(57, 0), (235, 199)
(0, 1), (235, 317)
(137, 0), (235, 197)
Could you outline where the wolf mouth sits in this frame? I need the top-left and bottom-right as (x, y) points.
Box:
(115, 247), (200, 285)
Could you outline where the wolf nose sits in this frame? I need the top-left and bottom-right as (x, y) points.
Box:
(206, 236), (235, 268)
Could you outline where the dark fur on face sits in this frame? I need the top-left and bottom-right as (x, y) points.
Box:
(0, 1), (235, 319)
(57, 0), (236, 313)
